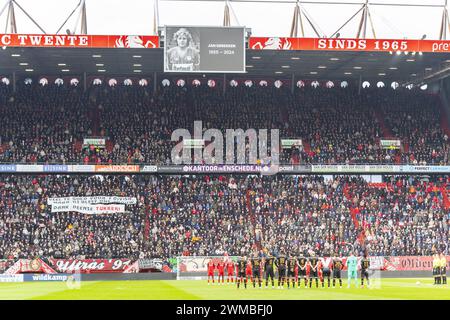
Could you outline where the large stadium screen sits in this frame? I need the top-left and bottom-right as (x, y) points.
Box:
(164, 26), (245, 73)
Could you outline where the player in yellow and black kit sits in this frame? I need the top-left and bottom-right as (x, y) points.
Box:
(251, 254), (262, 288)
(264, 255), (275, 288)
(433, 253), (440, 285)
(331, 253), (343, 288)
(440, 252), (447, 285)
(321, 255), (332, 288)
(275, 252), (287, 289)
(237, 256), (248, 289)
(286, 255), (297, 289)
(297, 256), (308, 288)
(360, 253), (370, 288)
(308, 253), (320, 288)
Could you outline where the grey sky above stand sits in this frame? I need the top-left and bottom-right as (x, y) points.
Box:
(0, 0), (448, 40)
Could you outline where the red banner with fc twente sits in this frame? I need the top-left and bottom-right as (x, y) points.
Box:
(0, 34), (158, 48)
(2, 33), (450, 53)
(49, 259), (132, 273)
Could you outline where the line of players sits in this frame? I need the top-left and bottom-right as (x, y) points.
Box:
(207, 252), (371, 289)
(432, 252), (447, 285)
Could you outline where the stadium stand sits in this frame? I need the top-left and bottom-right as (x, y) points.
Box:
(0, 84), (91, 164)
(0, 82), (449, 269)
(0, 84), (448, 165)
(0, 174), (448, 266)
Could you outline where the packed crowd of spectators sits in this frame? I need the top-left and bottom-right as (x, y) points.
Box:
(345, 175), (449, 256)
(0, 84), (91, 163)
(0, 83), (449, 267)
(0, 83), (448, 165)
(287, 88), (399, 164)
(379, 90), (449, 165)
(0, 175), (146, 261)
(0, 174), (448, 263)
(96, 86), (186, 164)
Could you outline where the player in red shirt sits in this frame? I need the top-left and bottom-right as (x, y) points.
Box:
(217, 260), (225, 285)
(245, 257), (253, 283)
(207, 259), (216, 285)
(317, 258), (324, 288)
(226, 260), (235, 284)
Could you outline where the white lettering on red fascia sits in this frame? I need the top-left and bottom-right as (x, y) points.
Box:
(431, 42), (450, 52)
(318, 38), (367, 50)
(29, 35), (42, 45)
(0, 35), (11, 45)
(67, 36), (78, 46)
(18, 35), (27, 45)
(44, 35), (53, 45)
(55, 36), (66, 46)
(317, 39), (326, 49)
(8, 35), (90, 47)
(79, 36), (88, 46)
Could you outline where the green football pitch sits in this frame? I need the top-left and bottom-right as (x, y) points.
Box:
(0, 278), (449, 300)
